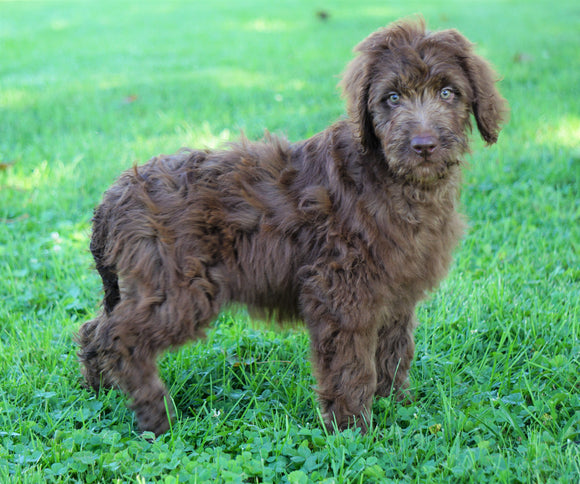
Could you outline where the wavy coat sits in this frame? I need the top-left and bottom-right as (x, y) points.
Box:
(78, 18), (508, 435)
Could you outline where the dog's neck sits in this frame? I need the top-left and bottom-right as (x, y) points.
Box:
(366, 154), (462, 225)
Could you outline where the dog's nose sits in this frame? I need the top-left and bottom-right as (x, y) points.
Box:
(411, 135), (438, 156)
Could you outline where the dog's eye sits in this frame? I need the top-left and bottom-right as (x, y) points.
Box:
(440, 88), (454, 101)
(387, 92), (401, 106)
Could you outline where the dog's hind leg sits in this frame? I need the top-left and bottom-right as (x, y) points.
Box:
(79, 276), (219, 435)
(77, 205), (123, 390)
(77, 297), (171, 433)
(77, 313), (116, 393)
(89, 203), (121, 315)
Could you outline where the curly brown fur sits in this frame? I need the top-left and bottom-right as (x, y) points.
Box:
(77, 17), (508, 435)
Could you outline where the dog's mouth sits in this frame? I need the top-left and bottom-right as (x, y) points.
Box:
(385, 145), (461, 185)
(410, 158), (448, 182)
(380, 124), (467, 184)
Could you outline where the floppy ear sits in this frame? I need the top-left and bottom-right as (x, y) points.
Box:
(433, 30), (509, 144)
(463, 52), (509, 144)
(340, 46), (380, 152)
(340, 18), (428, 152)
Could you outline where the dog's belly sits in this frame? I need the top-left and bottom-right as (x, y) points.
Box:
(220, 229), (305, 322)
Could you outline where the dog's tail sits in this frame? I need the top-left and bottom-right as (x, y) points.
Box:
(90, 203), (121, 314)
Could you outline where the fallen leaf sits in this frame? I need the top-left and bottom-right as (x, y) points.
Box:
(1, 214), (29, 224)
(123, 94), (139, 104)
(0, 160), (16, 171)
(513, 52), (534, 63)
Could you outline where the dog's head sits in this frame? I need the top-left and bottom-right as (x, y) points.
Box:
(341, 17), (509, 183)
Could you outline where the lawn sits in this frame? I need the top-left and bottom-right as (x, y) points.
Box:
(0, 0), (578, 482)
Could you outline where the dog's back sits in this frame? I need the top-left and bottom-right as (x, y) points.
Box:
(91, 136), (313, 321)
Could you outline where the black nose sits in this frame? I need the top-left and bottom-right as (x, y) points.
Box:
(411, 135), (438, 156)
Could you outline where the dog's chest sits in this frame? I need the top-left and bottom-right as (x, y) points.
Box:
(368, 197), (464, 297)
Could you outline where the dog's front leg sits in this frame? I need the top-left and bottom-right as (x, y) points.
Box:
(301, 272), (378, 433)
(308, 323), (378, 433)
(374, 309), (417, 401)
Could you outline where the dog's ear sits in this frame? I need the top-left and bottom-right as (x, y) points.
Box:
(341, 18), (428, 152)
(340, 46), (380, 152)
(432, 30), (509, 144)
(463, 50), (509, 144)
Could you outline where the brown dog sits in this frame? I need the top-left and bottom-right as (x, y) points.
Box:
(77, 18), (507, 435)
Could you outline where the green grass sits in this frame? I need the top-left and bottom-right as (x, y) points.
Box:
(1, 0), (578, 482)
